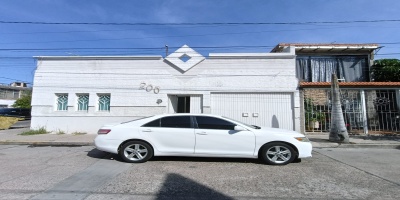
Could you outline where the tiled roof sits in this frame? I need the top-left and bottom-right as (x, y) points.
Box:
(299, 82), (400, 88)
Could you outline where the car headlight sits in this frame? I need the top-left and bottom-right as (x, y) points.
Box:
(294, 137), (310, 142)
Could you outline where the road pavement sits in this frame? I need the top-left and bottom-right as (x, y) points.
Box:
(315, 148), (400, 186)
(0, 145), (399, 200)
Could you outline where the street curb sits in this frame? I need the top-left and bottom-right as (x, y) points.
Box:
(336, 143), (400, 149)
(313, 143), (400, 149)
(0, 141), (94, 146)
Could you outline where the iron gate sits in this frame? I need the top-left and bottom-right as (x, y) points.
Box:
(303, 89), (400, 134)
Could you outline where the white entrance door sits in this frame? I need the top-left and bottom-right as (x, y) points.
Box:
(168, 94), (203, 113)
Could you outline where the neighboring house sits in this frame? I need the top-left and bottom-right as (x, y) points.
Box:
(31, 45), (300, 134)
(272, 43), (400, 134)
(0, 82), (31, 108)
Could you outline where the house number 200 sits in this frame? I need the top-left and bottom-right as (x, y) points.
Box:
(139, 82), (160, 94)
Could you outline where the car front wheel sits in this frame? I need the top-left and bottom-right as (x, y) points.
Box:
(119, 141), (153, 163)
(260, 142), (296, 165)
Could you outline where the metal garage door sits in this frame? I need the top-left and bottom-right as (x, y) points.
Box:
(211, 92), (294, 130)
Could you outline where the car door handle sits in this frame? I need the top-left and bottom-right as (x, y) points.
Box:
(142, 129), (152, 132)
(196, 132), (207, 135)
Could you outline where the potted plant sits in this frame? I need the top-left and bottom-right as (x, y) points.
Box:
(306, 111), (326, 129)
(305, 98), (326, 130)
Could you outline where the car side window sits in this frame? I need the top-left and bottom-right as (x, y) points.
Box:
(160, 116), (192, 128)
(195, 116), (236, 130)
(142, 119), (161, 127)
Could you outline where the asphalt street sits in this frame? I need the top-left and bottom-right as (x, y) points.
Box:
(0, 145), (399, 200)
(314, 148), (400, 186)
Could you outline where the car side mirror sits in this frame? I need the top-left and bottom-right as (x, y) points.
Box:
(234, 125), (247, 131)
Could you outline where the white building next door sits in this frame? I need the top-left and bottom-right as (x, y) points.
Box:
(211, 92), (294, 130)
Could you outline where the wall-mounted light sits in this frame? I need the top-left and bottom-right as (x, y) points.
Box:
(156, 99), (162, 104)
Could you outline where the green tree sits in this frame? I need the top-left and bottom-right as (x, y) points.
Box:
(12, 93), (32, 108)
(371, 59), (400, 82)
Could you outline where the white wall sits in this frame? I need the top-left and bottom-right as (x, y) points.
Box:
(32, 47), (300, 134)
(0, 99), (15, 107)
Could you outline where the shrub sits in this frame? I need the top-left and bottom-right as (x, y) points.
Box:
(72, 131), (87, 135)
(20, 127), (49, 135)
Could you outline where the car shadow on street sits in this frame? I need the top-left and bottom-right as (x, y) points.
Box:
(86, 148), (262, 164)
(86, 148), (124, 162)
(87, 149), (303, 165)
(150, 156), (262, 164)
(156, 173), (233, 200)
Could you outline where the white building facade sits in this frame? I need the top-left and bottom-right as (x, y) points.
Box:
(31, 45), (300, 134)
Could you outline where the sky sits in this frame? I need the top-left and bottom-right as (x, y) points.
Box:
(1, 0), (400, 86)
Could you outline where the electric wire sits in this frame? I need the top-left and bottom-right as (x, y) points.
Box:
(1, 19), (400, 26)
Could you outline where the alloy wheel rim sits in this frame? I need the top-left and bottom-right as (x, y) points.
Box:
(123, 144), (148, 161)
(266, 146), (291, 164)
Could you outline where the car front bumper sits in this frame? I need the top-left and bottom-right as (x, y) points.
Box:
(296, 141), (313, 158)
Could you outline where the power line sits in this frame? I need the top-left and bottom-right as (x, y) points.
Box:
(1, 19), (400, 26)
(0, 76), (32, 84)
(0, 46), (276, 51)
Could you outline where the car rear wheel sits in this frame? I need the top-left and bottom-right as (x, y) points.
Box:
(119, 141), (153, 163)
(260, 142), (296, 165)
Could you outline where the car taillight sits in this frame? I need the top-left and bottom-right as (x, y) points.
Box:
(98, 129), (111, 134)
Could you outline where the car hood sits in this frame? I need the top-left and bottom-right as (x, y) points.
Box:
(255, 126), (305, 137)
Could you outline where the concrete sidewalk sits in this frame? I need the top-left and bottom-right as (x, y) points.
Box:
(0, 128), (95, 146)
(0, 127), (399, 149)
(306, 133), (400, 149)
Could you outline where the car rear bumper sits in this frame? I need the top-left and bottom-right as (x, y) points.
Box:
(94, 135), (121, 154)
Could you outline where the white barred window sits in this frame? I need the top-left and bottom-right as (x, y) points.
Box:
(56, 94), (68, 111)
(98, 94), (110, 111)
(77, 94), (89, 111)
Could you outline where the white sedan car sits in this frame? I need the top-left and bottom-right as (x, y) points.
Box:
(95, 114), (312, 165)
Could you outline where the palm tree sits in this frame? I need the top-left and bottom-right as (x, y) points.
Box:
(329, 73), (350, 143)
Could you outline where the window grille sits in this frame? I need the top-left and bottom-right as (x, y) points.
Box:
(77, 94), (89, 111)
(98, 94), (110, 111)
(56, 94), (68, 111)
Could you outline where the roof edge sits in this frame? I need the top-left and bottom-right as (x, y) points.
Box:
(34, 56), (163, 60)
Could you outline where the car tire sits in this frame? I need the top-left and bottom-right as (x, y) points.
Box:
(119, 141), (153, 163)
(260, 142), (296, 165)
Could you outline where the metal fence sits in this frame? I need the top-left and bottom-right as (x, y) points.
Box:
(303, 88), (400, 134)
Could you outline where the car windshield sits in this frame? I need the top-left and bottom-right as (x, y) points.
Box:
(221, 116), (261, 129)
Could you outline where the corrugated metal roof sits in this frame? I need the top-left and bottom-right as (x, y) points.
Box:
(272, 43), (380, 53)
(278, 43), (379, 47)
